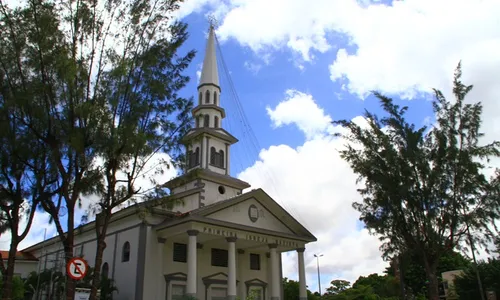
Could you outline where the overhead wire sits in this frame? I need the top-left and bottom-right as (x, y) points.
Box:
(214, 33), (312, 230)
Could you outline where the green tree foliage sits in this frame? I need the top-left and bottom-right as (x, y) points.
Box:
(326, 280), (351, 294)
(0, 0), (194, 299)
(0, 40), (60, 297)
(282, 277), (319, 300)
(386, 250), (471, 297)
(334, 63), (500, 300)
(454, 259), (500, 300)
(0, 275), (25, 300)
(352, 274), (400, 298)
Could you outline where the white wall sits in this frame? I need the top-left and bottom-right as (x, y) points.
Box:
(29, 214), (144, 300)
(202, 181), (241, 206)
(4, 260), (38, 278)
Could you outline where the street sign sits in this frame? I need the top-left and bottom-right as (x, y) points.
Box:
(67, 257), (88, 280)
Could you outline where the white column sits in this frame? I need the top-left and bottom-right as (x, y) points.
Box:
(297, 248), (307, 300)
(158, 238), (167, 299)
(187, 230), (199, 297)
(269, 244), (280, 300)
(227, 237), (237, 300)
(237, 249), (246, 300)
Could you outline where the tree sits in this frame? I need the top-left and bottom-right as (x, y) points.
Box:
(454, 258), (500, 300)
(326, 280), (351, 294)
(0, 275), (25, 300)
(0, 74), (60, 299)
(283, 277), (318, 300)
(0, 0), (194, 299)
(386, 250), (471, 297)
(334, 63), (500, 300)
(352, 274), (399, 298)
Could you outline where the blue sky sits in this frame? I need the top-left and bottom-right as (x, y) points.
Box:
(1, 0), (500, 294)
(172, 0), (500, 292)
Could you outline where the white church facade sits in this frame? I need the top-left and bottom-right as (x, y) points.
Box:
(21, 25), (317, 300)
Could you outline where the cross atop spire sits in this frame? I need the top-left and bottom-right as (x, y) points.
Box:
(199, 19), (220, 88)
(208, 15), (218, 30)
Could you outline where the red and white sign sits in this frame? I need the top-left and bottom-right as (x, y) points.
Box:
(67, 257), (88, 280)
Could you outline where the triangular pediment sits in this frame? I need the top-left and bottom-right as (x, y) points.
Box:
(192, 189), (316, 240)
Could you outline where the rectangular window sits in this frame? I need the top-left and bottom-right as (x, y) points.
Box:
(173, 243), (187, 263)
(211, 287), (227, 300)
(172, 284), (186, 300)
(250, 253), (260, 270)
(211, 248), (228, 267)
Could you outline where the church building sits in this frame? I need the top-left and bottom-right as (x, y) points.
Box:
(21, 24), (317, 300)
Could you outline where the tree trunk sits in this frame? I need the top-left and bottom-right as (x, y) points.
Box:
(89, 236), (107, 300)
(64, 221), (75, 300)
(1, 240), (19, 300)
(90, 212), (111, 300)
(423, 258), (440, 300)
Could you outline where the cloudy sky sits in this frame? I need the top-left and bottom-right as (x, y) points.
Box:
(2, 0), (500, 294)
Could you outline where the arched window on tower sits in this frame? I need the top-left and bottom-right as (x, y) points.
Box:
(205, 90), (210, 104)
(219, 150), (225, 168)
(214, 116), (219, 128)
(198, 92), (202, 105)
(210, 147), (216, 165)
(122, 242), (130, 262)
(204, 115), (210, 127)
(102, 262), (109, 278)
(196, 116), (200, 128)
(214, 91), (218, 105)
(195, 147), (200, 165)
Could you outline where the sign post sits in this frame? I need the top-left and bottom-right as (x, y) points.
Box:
(67, 257), (88, 281)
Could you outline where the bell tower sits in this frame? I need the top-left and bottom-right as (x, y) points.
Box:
(163, 23), (250, 212)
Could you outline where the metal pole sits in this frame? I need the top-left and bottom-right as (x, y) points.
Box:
(314, 254), (323, 297)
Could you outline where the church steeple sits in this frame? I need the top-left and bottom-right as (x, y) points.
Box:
(199, 25), (219, 88)
(163, 22), (250, 212)
(182, 23), (239, 175)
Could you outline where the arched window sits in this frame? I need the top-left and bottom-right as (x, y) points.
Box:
(102, 262), (109, 278)
(219, 150), (225, 168)
(214, 116), (219, 128)
(214, 91), (218, 105)
(210, 147), (216, 165)
(205, 90), (210, 104)
(195, 147), (200, 165)
(122, 242), (130, 262)
(204, 115), (209, 127)
(198, 92), (202, 105)
(196, 116), (200, 128)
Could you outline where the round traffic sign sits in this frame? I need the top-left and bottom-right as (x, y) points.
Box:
(67, 257), (88, 280)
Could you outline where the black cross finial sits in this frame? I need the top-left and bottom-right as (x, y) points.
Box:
(208, 14), (218, 29)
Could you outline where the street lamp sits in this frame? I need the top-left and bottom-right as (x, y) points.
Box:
(314, 254), (323, 297)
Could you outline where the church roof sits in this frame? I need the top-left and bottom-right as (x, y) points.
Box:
(0, 250), (38, 261)
(162, 168), (250, 190)
(155, 188), (317, 242)
(198, 25), (219, 88)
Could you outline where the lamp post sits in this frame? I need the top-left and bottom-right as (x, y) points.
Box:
(314, 254), (323, 298)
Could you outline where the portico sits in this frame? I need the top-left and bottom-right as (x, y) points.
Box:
(154, 189), (316, 300)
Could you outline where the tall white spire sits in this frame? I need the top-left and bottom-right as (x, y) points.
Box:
(199, 24), (220, 88)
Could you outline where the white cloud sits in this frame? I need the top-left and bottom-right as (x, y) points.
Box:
(194, 0), (499, 124)
(243, 61), (262, 75)
(266, 90), (334, 140)
(240, 92), (386, 285)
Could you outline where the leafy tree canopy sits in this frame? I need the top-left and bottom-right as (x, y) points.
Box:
(334, 63), (500, 299)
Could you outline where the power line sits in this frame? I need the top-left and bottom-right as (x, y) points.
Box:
(214, 33), (312, 230)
